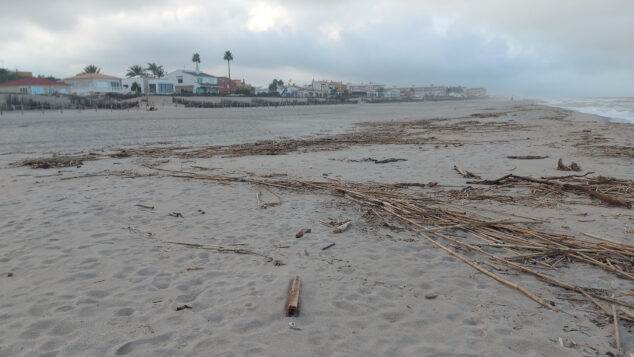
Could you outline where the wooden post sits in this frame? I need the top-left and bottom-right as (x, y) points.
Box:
(287, 276), (301, 316)
(20, 103), (24, 115)
(41, 102), (44, 114)
(0, 103), (3, 116)
(110, 103), (113, 112)
(95, 104), (98, 112)
(60, 104), (63, 113)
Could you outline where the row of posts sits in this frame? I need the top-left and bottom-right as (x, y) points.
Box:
(0, 102), (147, 115)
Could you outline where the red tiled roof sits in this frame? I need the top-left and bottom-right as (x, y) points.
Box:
(64, 73), (121, 80)
(0, 78), (70, 87)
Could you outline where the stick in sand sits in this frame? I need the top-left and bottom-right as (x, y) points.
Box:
(287, 276), (301, 316)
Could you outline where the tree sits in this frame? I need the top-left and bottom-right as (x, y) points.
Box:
(146, 62), (165, 78)
(130, 82), (142, 95)
(37, 74), (60, 81)
(192, 53), (200, 65)
(82, 65), (101, 74)
(223, 50), (233, 93)
(268, 79), (284, 94)
(126, 65), (146, 78)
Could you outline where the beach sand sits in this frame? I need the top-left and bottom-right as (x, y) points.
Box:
(0, 99), (632, 356)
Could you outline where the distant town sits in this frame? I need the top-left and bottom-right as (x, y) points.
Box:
(0, 53), (486, 100)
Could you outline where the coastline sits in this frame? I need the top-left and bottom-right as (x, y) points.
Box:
(1, 99), (632, 356)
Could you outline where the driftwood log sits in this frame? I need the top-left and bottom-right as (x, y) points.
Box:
(287, 276), (301, 316)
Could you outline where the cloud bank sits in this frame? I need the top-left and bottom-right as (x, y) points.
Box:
(1, 0), (633, 97)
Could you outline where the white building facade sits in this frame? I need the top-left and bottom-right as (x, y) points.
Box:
(122, 76), (175, 95)
(164, 70), (221, 94)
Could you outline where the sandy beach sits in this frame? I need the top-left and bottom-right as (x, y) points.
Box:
(1, 99), (632, 356)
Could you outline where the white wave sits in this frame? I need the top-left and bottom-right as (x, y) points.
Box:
(540, 97), (634, 124)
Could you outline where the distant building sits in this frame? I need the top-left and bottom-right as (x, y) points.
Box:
(164, 69), (221, 94)
(465, 88), (487, 98)
(411, 86), (447, 98)
(217, 77), (253, 94)
(0, 78), (70, 95)
(64, 73), (122, 95)
(122, 76), (175, 95)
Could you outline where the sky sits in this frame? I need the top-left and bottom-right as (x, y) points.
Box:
(0, 0), (633, 97)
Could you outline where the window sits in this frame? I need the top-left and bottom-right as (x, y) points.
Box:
(19, 87), (27, 94)
(149, 84), (156, 93)
(177, 76), (183, 84)
(110, 81), (121, 90)
(158, 83), (173, 94)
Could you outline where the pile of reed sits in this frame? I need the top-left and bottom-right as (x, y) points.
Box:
(153, 167), (634, 323)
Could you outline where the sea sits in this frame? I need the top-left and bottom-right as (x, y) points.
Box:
(541, 97), (634, 124)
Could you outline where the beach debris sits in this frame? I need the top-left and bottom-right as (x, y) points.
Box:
(169, 212), (184, 218)
(424, 295), (438, 300)
(197, 209), (205, 214)
(295, 228), (311, 238)
(612, 298), (622, 357)
(256, 190), (281, 209)
(469, 174), (632, 208)
(507, 155), (549, 160)
(287, 276), (301, 317)
(186, 266), (204, 271)
(176, 304), (192, 311)
(11, 153), (99, 169)
(557, 158), (581, 171)
(371, 158), (407, 164)
(164, 240), (283, 265)
(7, 272), (13, 277)
(391, 182), (427, 188)
(427, 182), (438, 187)
(453, 165), (481, 179)
(135, 204), (154, 210)
(322, 243), (336, 250)
(470, 112), (506, 118)
(333, 221), (351, 233)
(288, 321), (303, 330)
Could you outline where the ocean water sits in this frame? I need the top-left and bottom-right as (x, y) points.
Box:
(541, 97), (634, 124)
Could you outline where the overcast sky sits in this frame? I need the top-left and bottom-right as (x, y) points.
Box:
(1, 0), (632, 97)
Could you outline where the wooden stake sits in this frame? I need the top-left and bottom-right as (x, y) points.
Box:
(110, 103), (113, 112)
(0, 103), (2, 115)
(41, 102), (44, 114)
(20, 103), (24, 115)
(287, 276), (301, 316)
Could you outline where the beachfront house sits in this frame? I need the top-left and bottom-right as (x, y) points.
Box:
(0, 78), (70, 95)
(64, 73), (123, 95)
(164, 69), (221, 94)
(122, 76), (175, 95)
(465, 88), (487, 98)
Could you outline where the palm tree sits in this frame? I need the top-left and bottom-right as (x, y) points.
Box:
(146, 62), (165, 78)
(126, 65), (146, 78)
(192, 53), (200, 71)
(82, 64), (101, 74)
(223, 50), (233, 93)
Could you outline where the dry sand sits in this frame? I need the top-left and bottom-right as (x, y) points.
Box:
(0, 99), (632, 356)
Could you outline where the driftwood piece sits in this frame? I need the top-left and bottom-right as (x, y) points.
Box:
(469, 174), (631, 208)
(333, 221), (351, 233)
(557, 158), (581, 171)
(322, 243), (336, 250)
(287, 276), (301, 316)
(507, 155), (549, 160)
(453, 165), (481, 179)
(612, 301), (622, 357)
(135, 204), (154, 210)
(295, 228), (311, 238)
(392, 182), (426, 188)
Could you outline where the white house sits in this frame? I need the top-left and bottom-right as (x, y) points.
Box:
(122, 76), (175, 95)
(64, 73), (123, 95)
(164, 69), (221, 94)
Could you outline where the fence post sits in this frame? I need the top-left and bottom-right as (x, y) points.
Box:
(21, 103), (24, 115)
(0, 103), (2, 116)
(60, 104), (63, 113)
